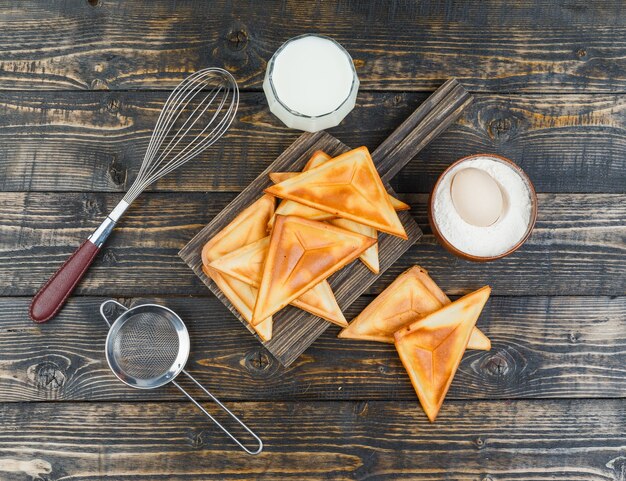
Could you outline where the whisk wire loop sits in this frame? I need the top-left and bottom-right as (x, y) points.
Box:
(124, 68), (238, 204)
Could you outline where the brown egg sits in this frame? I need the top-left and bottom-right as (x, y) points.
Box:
(450, 167), (503, 227)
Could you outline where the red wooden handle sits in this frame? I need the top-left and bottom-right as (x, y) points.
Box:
(29, 239), (100, 323)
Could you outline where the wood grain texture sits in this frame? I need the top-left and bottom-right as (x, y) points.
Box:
(0, 296), (623, 403)
(1, 1), (626, 92)
(1, 192), (624, 296)
(0, 1), (624, 478)
(1, 92), (626, 193)
(374, 79), (472, 181)
(179, 130), (422, 366)
(1, 400), (625, 481)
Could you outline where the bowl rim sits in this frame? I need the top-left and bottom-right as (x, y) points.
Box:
(428, 153), (538, 262)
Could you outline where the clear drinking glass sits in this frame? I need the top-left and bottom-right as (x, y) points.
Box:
(263, 34), (360, 132)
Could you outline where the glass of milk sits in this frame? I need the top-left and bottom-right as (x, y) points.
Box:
(263, 34), (359, 132)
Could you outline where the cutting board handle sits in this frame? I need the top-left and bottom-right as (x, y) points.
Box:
(373, 78), (473, 182)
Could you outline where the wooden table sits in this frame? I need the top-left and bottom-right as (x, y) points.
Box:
(1, 1), (624, 479)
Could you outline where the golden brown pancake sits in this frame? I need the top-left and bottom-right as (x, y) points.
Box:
(203, 265), (273, 341)
(394, 286), (491, 422)
(202, 194), (275, 264)
(200, 194), (275, 340)
(252, 215), (376, 324)
(266, 147), (407, 238)
(271, 171), (409, 212)
(269, 151), (336, 227)
(209, 237), (347, 326)
(328, 218), (379, 274)
(338, 266), (490, 350)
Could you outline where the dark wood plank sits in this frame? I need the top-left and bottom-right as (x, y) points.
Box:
(0, 296), (623, 403)
(1, 92), (625, 193)
(0, 400), (624, 480)
(1, 192), (624, 297)
(1, 1), (626, 92)
(374, 79), (472, 181)
(179, 130), (423, 366)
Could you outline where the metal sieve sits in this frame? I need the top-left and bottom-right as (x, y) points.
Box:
(100, 299), (263, 455)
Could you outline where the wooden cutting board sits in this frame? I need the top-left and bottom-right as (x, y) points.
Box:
(179, 79), (472, 366)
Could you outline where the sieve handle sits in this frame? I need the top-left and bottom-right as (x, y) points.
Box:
(173, 370), (263, 455)
(99, 299), (128, 328)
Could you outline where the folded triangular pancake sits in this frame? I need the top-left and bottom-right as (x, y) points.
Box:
(293, 281), (347, 327)
(394, 286), (491, 422)
(266, 147), (407, 239)
(202, 194), (275, 264)
(390, 196), (410, 211)
(268, 150), (409, 229)
(269, 149), (409, 217)
(338, 266), (490, 350)
(210, 237), (347, 327)
(269, 150), (331, 184)
(269, 151), (336, 228)
(269, 171), (293, 184)
(252, 215), (376, 324)
(203, 266), (273, 341)
(209, 237), (270, 287)
(201, 194), (275, 340)
(328, 218), (379, 274)
(271, 198), (336, 227)
(304, 150), (332, 170)
(271, 171), (409, 213)
(272, 171), (410, 212)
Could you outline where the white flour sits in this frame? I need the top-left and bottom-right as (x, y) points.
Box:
(432, 156), (532, 257)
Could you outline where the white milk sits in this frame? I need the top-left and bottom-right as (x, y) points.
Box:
(271, 36), (354, 116)
(264, 35), (359, 131)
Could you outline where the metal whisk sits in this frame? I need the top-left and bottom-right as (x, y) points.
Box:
(30, 68), (239, 323)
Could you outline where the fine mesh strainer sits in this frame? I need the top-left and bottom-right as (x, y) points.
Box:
(100, 299), (263, 455)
